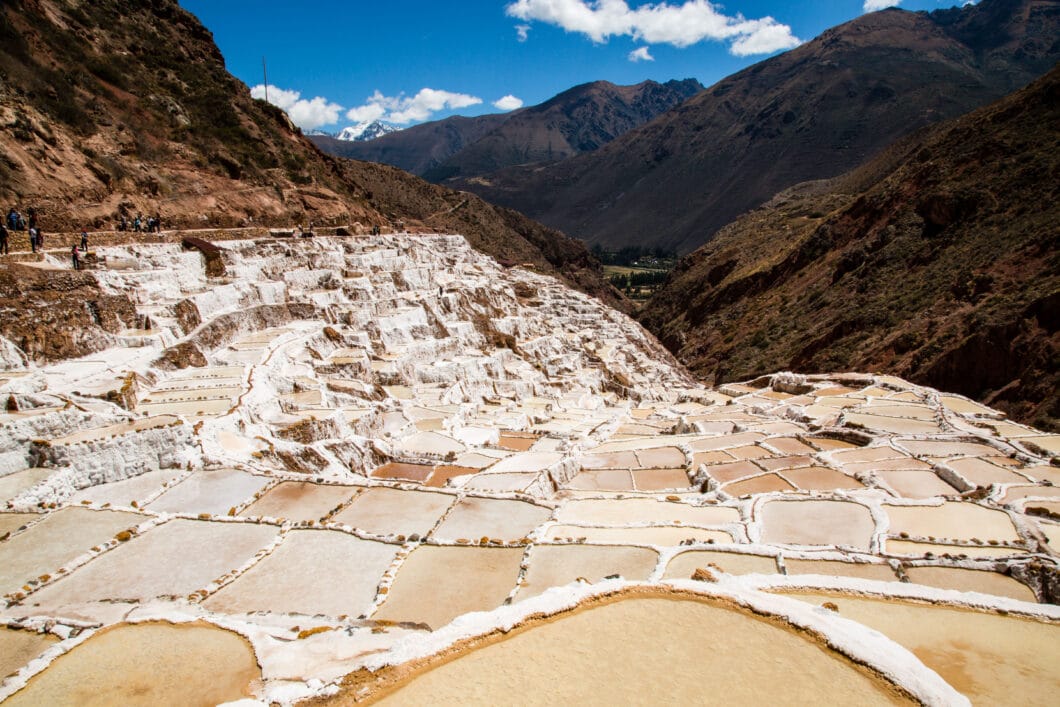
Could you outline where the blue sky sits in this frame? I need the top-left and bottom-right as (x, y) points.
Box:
(178, 0), (970, 131)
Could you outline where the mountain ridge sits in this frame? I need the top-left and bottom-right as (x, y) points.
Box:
(451, 0), (1060, 254)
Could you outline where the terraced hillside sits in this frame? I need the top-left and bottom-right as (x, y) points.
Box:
(0, 233), (1057, 704)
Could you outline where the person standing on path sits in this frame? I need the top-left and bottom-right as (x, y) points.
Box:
(71, 244), (81, 270)
(81, 230), (88, 251)
(0, 223), (8, 255)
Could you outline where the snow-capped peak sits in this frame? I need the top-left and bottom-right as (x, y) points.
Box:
(335, 120), (401, 141)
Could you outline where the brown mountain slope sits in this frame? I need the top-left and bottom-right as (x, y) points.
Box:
(639, 64), (1060, 429)
(309, 113), (510, 177)
(423, 79), (703, 181)
(457, 0), (1060, 255)
(0, 0), (619, 307)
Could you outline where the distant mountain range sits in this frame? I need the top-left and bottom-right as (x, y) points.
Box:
(448, 0), (1060, 254)
(308, 120), (401, 142)
(309, 79), (704, 179)
(640, 63), (1060, 429)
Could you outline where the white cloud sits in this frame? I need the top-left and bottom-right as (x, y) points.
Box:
(494, 94), (525, 111)
(250, 84), (342, 131)
(628, 46), (654, 61)
(863, 0), (900, 10)
(345, 88), (483, 125)
(506, 0), (801, 55)
(516, 23), (531, 41)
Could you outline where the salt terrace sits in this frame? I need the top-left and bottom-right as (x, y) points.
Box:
(0, 233), (1057, 705)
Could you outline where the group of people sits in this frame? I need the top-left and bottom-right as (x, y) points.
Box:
(6, 207), (43, 253)
(117, 213), (162, 233)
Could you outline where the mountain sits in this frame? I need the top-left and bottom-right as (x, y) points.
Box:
(0, 0), (619, 307)
(334, 120), (401, 142)
(422, 79), (704, 181)
(455, 0), (1060, 254)
(310, 79), (703, 179)
(309, 113), (510, 177)
(639, 64), (1060, 430)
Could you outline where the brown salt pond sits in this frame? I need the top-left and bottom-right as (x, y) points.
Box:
(367, 596), (911, 706)
(372, 546), (524, 629)
(0, 627), (57, 680)
(785, 592), (1060, 706)
(4, 622), (260, 707)
(371, 462), (434, 483)
(497, 433), (539, 451)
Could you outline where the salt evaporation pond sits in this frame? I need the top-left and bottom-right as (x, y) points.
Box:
(365, 595), (911, 706)
(4, 622), (259, 706)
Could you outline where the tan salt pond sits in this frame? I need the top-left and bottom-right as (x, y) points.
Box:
(461, 473), (537, 493)
(205, 530), (398, 618)
(565, 468), (635, 491)
(497, 433), (538, 452)
(556, 498), (739, 527)
(946, 457), (1026, 486)
(0, 508), (143, 596)
(903, 566), (1037, 602)
(241, 482), (357, 522)
(432, 497), (551, 542)
(146, 468), (270, 516)
(332, 487), (454, 537)
(724, 473), (795, 495)
(26, 520), (278, 615)
(372, 546), (524, 629)
(785, 592), (1060, 706)
(0, 512), (39, 538)
(884, 502), (1019, 542)
(0, 468), (53, 504)
(515, 545), (658, 601)
(759, 500), (875, 551)
(67, 468), (186, 507)
(784, 466), (864, 491)
(878, 471), (957, 499)
(368, 596), (911, 706)
(663, 550), (778, 578)
(782, 558), (898, 582)
(0, 627), (57, 680)
(885, 539), (1027, 559)
(543, 525), (731, 546)
(4, 622), (260, 707)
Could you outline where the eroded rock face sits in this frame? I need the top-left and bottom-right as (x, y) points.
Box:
(0, 233), (1057, 706)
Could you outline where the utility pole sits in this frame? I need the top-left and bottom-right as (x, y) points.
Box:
(262, 56), (269, 102)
